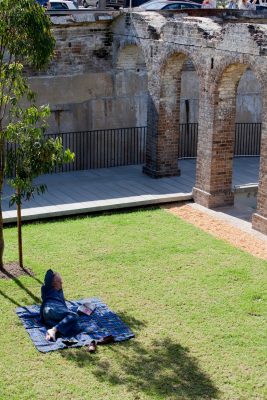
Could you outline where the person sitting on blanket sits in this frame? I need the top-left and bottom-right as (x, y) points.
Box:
(40, 269), (113, 352)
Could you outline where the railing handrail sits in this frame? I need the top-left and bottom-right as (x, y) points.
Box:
(45, 126), (147, 136)
(6, 123), (261, 176)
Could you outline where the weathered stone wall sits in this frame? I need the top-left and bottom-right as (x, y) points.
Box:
(29, 15), (147, 132)
(29, 12), (262, 134)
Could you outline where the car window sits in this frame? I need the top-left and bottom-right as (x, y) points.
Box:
(180, 3), (200, 7)
(163, 3), (182, 8)
(50, 2), (69, 9)
(163, 2), (200, 8)
(144, 2), (167, 9)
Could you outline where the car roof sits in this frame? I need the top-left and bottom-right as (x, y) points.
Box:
(140, 0), (201, 4)
(140, 0), (201, 3)
(49, 0), (74, 3)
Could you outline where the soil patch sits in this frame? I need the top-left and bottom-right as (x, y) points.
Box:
(0, 262), (35, 280)
(164, 203), (267, 261)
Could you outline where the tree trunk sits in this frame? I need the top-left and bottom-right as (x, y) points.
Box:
(17, 189), (23, 269)
(0, 130), (5, 271)
(0, 195), (4, 271)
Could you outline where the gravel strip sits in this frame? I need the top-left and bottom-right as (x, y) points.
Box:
(164, 203), (267, 261)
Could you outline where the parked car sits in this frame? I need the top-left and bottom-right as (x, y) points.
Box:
(124, 0), (150, 5)
(36, 0), (48, 6)
(82, 0), (125, 8)
(125, 0), (202, 5)
(47, 0), (78, 9)
(137, 0), (201, 9)
(255, 0), (267, 8)
(82, 0), (98, 7)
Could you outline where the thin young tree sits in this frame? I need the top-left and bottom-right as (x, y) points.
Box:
(0, 0), (55, 270)
(6, 105), (74, 269)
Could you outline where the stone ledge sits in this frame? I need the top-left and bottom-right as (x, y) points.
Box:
(252, 212), (267, 235)
(49, 10), (119, 26)
(2, 193), (193, 224)
(193, 187), (235, 208)
(233, 183), (258, 194)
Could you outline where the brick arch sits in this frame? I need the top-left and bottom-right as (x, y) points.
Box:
(144, 51), (199, 177)
(194, 62), (263, 209)
(116, 43), (147, 71)
(211, 63), (249, 205)
(158, 47), (201, 82)
(250, 65), (267, 234)
(211, 56), (265, 95)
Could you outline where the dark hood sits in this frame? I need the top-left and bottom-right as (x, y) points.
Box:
(41, 269), (54, 301)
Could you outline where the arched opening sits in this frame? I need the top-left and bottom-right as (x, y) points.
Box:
(209, 63), (249, 206)
(104, 43), (148, 166)
(233, 68), (262, 215)
(194, 62), (264, 217)
(115, 44), (147, 129)
(116, 43), (146, 71)
(144, 52), (199, 178)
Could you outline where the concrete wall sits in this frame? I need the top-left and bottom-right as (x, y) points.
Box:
(28, 16), (147, 133)
(30, 70), (147, 133)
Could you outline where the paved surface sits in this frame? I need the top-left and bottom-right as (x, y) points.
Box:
(2, 157), (260, 224)
(189, 203), (267, 243)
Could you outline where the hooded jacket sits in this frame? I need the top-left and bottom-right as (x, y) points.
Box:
(40, 269), (67, 321)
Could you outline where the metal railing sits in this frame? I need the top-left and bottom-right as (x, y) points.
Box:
(6, 123), (261, 174)
(178, 123), (199, 159)
(234, 123), (262, 157)
(46, 126), (147, 172)
(46, 123), (261, 171)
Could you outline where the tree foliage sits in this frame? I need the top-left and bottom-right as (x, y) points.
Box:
(0, 0), (67, 269)
(6, 105), (74, 207)
(6, 104), (74, 268)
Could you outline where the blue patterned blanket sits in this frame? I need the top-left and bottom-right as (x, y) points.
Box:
(16, 298), (134, 353)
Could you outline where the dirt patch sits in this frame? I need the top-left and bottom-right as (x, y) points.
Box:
(0, 262), (35, 280)
(164, 203), (267, 261)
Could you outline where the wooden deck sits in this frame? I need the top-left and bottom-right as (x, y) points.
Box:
(2, 157), (260, 223)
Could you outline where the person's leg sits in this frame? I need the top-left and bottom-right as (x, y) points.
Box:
(55, 311), (79, 336)
(43, 305), (79, 340)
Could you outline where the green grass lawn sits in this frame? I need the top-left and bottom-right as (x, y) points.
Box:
(0, 208), (266, 400)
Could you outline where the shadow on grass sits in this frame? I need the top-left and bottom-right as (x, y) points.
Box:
(0, 268), (41, 305)
(4, 205), (162, 228)
(61, 313), (218, 399)
(0, 287), (22, 307)
(116, 312), (147, 331)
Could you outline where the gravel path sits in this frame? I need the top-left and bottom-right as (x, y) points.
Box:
(164, 203), (267, 261)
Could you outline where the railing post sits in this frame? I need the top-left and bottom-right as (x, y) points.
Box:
(98, 0), (106, 10)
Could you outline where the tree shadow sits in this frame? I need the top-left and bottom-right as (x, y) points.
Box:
(0, 287), (22, 307)
(61, 313), (219, 399)
(20, 268), (43, 285)
(116, 312), (147, 331)
(0, 268), (41, 305)
(0, 263), (43, 285)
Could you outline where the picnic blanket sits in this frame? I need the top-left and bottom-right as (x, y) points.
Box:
(16, 298), (134, 353)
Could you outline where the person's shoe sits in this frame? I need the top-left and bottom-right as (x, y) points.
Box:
(46, 328), (56, 342)
(97, 335), (114, 345)
(87, 340), (97, 353)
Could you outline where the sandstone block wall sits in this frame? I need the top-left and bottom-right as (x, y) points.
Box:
(28, 13), (262, 134)
(30, 16), (148, 133)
